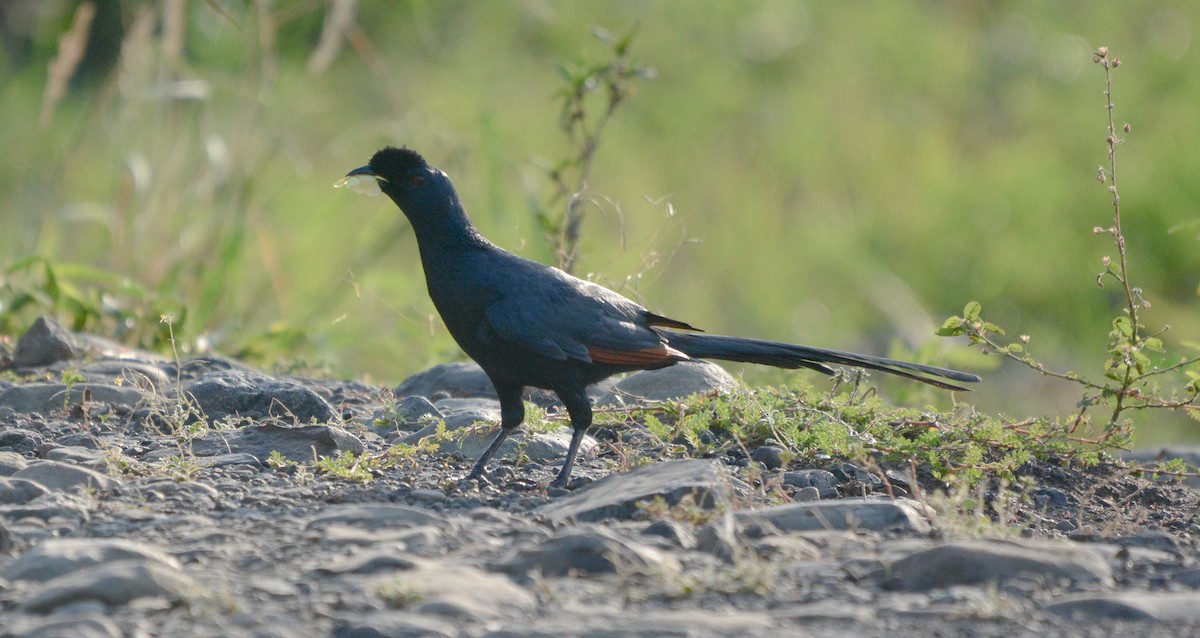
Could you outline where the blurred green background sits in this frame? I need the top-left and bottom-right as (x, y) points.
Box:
(2, 1), (1198, 444)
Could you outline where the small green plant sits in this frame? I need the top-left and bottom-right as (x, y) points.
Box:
(265, 450), (297, 470)
(160, 451), (202, 481)
(313, 451), (375, 482)
(939, 47), (1200, 444)
(59, 366), (86, 410)
(376, 578), (425, 609)
(537, 27), (656, 273)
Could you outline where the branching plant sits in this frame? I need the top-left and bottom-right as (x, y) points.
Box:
(939, 47), (1200, 444)
(538, 27), (656, 273)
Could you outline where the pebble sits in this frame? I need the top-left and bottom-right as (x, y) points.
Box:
(886, 539), (1112, 590)
(12, 316), (78, 367)
(737, 497), (932, 533)
(0, 323), (1196, 636)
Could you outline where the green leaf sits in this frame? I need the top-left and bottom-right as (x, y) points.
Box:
(963, 301), (982, 320)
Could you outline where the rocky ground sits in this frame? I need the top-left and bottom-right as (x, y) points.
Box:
(2, 316), (1200, 637)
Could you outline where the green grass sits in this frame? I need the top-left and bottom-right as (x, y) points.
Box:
(3, 3), (1200, 444)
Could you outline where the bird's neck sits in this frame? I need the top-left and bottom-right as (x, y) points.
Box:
(402, 194), (491, 252)
(402, 196), (494, 288)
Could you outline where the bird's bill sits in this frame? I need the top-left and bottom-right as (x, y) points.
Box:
(334, 165), (385, 196)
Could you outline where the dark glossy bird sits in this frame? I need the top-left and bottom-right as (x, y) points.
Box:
(341, 147), (980, 487)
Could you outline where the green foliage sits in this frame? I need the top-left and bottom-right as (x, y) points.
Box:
(539, 26), (655, 273)
(939, 47), (1200, 445)
(0, 256), (186, 351)
(599, 385), (1086, 489)
(4, 4), (1200, 444)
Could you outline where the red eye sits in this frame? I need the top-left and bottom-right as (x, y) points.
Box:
(410, 175), (426, 186)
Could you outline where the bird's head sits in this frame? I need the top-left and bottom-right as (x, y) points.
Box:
(337, 147), (456, 218)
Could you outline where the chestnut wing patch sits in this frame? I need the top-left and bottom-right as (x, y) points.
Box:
(586, 344), (690, 366)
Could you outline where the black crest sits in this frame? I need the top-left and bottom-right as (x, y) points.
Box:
(368, 147), (428, 179)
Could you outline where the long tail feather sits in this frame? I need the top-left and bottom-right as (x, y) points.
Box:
(664, 333), (980, 391)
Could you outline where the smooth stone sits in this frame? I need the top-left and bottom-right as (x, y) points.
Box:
(0, 477), (52, 504)
(2, 612), (123, 638)
(4, 538), (181, 582)
(77, 360), (172, 391)
(13, 316), (78, 367)
(333, 611), (459, 638)
(0, 450), (29, 475)
(43, 446), (108, 467)
(184, 370), (338, 424)
(1044, 591), (1200, 621)
(536, 459), (732, 523)
(596, 360), (739, 405)
(396, 408), (595, 467)
(21, 561), (196, 613)
(189, 422), (363, 463)
(736, 497), (930, 533)
(380, 561), (536, 621)
(315, 548), (417, 575)
(750, 444), (786, 469)
(0, 384), (145, 415)
(305, 504), (445, 531)
(887, 539), (1112, 591)
(12, 460), (120, 492)
(494, 527), (674, 580)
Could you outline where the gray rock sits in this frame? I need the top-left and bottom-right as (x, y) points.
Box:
(333, 612), (459, 638)
(794, 486), (821, 501)
(379, 561), (536, 621)
(494, 527), (674, 579)
(597, 360), (739, 405)
(3, 613), (123, 638)
(21, 561), (196, 613)
(396, 405), (595, 468)
(887, 539), (1112, 591)
(0, 477), (52, 504)
(736, 497), (930, 533)
(641, 518), (697, 549)
(42, 446), (108, 467)
(184, 370), (338, 424)
(12, 460), (120, 492)
(316, 549), (417, 575)
(4, 538), (181, 582)
(394, 361), (498, 399)
(695, 513), (739, 560)
(394, 362), (606, 408)
(1044, 592), (1200, 621)
(509, 608), (775, 636)
(0, 384), (145, 415)
(386, 395), (442, 427)
(1174, 567), (1200, 588)
(433, 397), (502, 417)
(199, 452), (263, 468)
(774, 600), (875, 623)
(782, 469), (840, 498)
(13, 316), (78, 367)
(0, 428), (44, 455)
(189, 422), (363, 463)
(306, 504), (445, 531)
(0, 491), (93, 522)
(536, 459), (732, 523)
(751, 444), (786, 469)
(0, 450), (29, 475)
(77, 360), (171, 391)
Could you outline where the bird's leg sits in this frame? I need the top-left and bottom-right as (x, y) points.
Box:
(551, 388), (594, 488)
(463, 384), (525, 483)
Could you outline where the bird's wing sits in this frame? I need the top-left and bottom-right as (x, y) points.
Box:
(482, 263), (687, 365)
